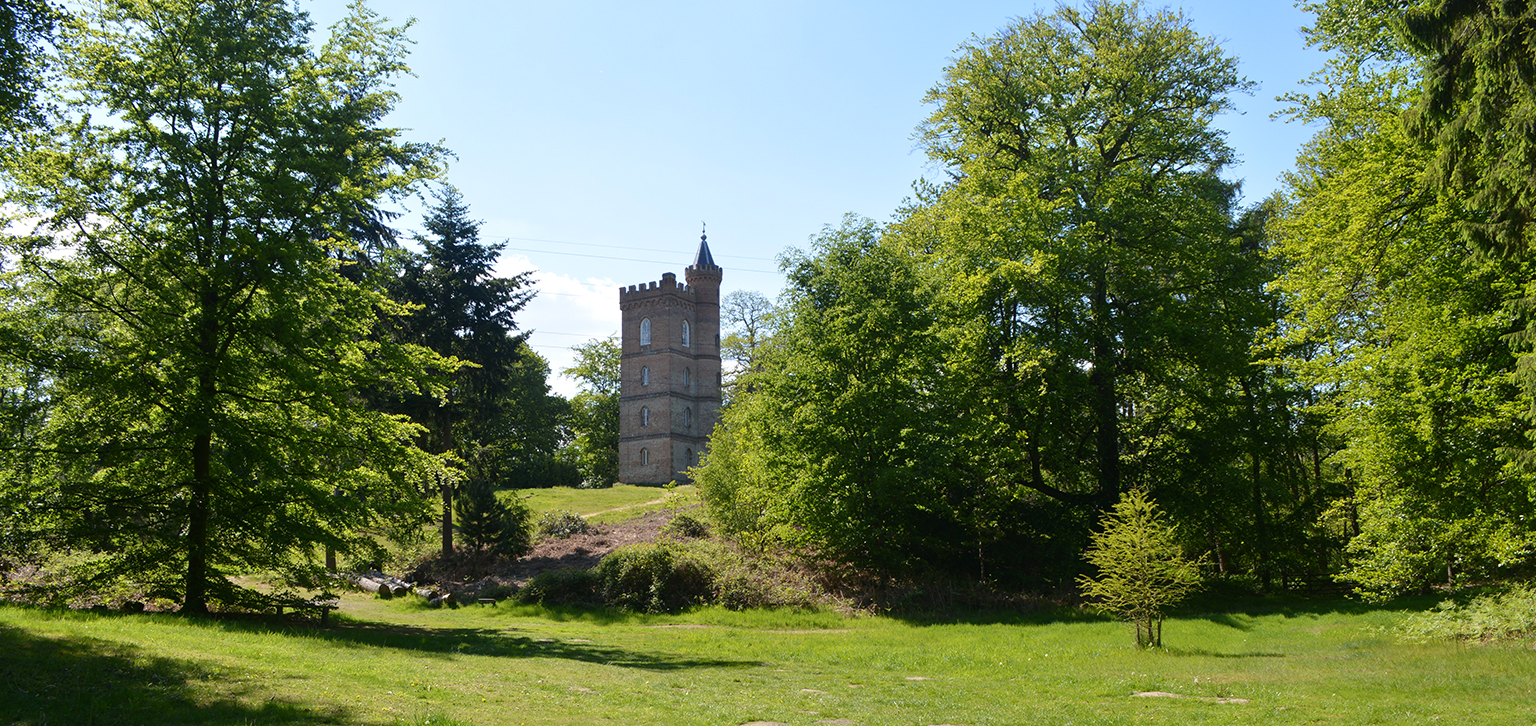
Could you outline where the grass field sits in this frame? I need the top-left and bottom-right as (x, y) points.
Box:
(513, 484), (696, 524)
(3, 592), (1532, 726)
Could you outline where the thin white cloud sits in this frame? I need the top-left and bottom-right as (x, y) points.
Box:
(497, 253), (620, 398)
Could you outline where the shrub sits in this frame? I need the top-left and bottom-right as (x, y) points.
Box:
(1398, 585), (1536, 643)
(517, 568), (600, 607)
(663, 511), (710, 539)
(1077, 490), (1201, 648)
(537, 510), (595, 539)
(595, 543), (714, 613)
(473, 581), (519, 601)
(454, 474), (533, 558)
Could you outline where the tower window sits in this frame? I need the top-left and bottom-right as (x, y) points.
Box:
(641, 406), (650, 427)
(683, 367), (690, 388)
(641, 366), (650, 386)
(685, 407), (692, 429)
(640, 318), (651, 346)
(686, 448), (694, 465)
(640, 448), (649, 466)
(681, 320), (690, 347)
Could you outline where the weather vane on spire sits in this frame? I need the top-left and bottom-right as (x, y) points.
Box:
(701, 221), (707, 243)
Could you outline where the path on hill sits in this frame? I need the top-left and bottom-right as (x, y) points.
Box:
(580, 497), (667, 518)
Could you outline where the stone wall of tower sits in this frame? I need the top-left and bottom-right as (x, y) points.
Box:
(616, 254), (721, 484)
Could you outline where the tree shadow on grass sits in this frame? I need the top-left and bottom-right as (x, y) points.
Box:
(1178, 591), (1440, 620)
(168, 612), (758, 672)
(0, 623), (339, 726)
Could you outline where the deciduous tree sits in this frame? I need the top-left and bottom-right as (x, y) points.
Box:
(0, 0), (448, 613)
(1078, 490), (1201, 648)
(562, 337), (620, 488)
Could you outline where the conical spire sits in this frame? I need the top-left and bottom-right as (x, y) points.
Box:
(693, 222), (717, 269)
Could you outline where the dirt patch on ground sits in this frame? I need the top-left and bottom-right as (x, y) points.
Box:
(411, 508), (683, 597)
(508, 508), (676, 581)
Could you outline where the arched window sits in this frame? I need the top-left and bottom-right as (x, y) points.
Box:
(681, 320), (690, 347)
(685, 448), (694, 465)
(685, 407), (692, 429)
(683, 367), (690, 388)
(716, 371), (722, 386)
(641, 406), (649, 427)
(640, 448), (649, 466)
(640, 318), (651, 346)
(641, 366), (650, 386)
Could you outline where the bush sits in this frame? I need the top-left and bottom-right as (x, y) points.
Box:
(454, 467), (534, 558)
(1398, 585), (1536, 643)
(516, 568), (600, 607)
(595, 543), (714, 613)
(1077, 490), (1201, 648)
(537, 510), (596, 539)
(663, 511), (710, 539)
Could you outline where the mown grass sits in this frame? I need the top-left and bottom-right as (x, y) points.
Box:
(512, 484), (696, 524)
(3, 591), (1532, 725)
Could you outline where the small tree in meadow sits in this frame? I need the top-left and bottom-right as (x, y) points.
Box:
(1078, 490), (1201, 648)
(454, 448), (533, 558)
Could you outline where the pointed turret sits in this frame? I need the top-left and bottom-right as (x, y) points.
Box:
(693, 224), (719, 270)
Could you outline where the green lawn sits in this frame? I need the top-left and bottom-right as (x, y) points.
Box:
(512, 484), (696, 524)
(3, 594), (1532, 725)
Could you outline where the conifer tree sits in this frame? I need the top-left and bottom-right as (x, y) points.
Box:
(387, 185), (536, 555)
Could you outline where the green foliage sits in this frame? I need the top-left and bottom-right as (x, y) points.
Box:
(383, 185), (546, 555)
(594, 542), (714, 614)
(1272, 1), (1536, 600)
(536, 510), (595, 540)
(699, 2), (1282, 587)
(453, 450), (533, 558)
(719, 289), (775, 401)
(1400, 0), (1536, 258)
(0, 0), (449, 612)
(663, 512), (710, 539)
(0, 0), (53, 122)
(515, 567), (600, 607)
(1398, 584), (1536, 644)
(1078, 490), (1201, 648)
(561, 337), (620, 488)
(696, 216), (963, 574)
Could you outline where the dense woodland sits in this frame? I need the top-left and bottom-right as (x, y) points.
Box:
(0, 0), (1534, 613)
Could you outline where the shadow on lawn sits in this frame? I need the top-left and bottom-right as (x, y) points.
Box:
(172, 613), (758, 672)
(0, 623), (337, 726)
(882, 590), (1438, 630)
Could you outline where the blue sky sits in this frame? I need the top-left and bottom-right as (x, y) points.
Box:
(307, 1), (1330, 396)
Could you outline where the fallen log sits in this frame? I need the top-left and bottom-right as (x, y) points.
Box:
(357, 577), (390, 598)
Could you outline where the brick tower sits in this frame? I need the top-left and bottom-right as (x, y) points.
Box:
(617, 231), (722, 484)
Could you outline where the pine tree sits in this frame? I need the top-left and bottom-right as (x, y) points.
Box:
(453, 446), (532, 557)
(388, 185), (537, 555)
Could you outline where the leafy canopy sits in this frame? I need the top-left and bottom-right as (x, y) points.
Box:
(0, 0), (448, 612)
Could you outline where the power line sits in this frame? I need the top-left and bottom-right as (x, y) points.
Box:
(498, 234), (778, 262)
(499, 246), (781, 274)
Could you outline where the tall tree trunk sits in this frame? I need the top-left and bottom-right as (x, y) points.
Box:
(185, 430), (211, 614)
(1090, 268), (1120, 509)
(184, 287), (219, 615)
(440, 478), (454, 556)
(1241, 377), (1270, 591)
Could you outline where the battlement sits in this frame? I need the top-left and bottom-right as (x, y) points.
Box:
(619, 271), (696, 300)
